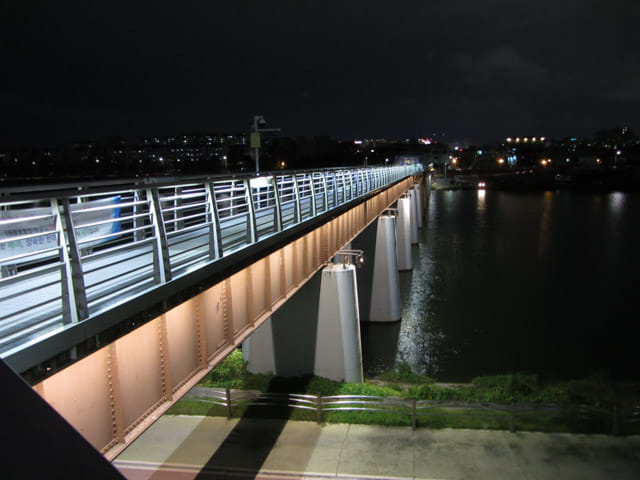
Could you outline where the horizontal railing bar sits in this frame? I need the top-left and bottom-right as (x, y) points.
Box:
(0, 295), (62, 322)
(85, 263), (153, 292)
(77, 225), (153, 247)
(0, 229), (57, 246)
(0, 248), (61, 268)
(0, 262), (63, 286)
(80, 237), (154, 263)
(163, 214), (209, 228)
(0, 213), (55, 225)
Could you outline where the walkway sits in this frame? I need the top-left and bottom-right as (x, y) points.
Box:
(114, 416), (640, 480)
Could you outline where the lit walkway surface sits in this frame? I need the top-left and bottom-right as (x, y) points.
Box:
(114, 416), (640, 479)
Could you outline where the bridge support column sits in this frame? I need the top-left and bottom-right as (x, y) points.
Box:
(408, 188), (419, 244)
(314, 263), (363, 382)
(242, 320), (274, 371)
(412, 184), (424, 229)
(396, 195), (413, 271)
(368, 215), (401, 322)
(245, 264), (363, 383)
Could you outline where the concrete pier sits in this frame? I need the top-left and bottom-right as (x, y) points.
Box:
(245, 264), (363, 383)
(396, 195), (412, 271)
(368, 215), (401, 322)
(244, 271), (323, 377)
(314, 264), (363, 382)
(408, 187), (419, 244)
(413, 184), (423, 228)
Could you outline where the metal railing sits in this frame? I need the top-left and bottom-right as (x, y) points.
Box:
(0, 165), (422, 357)
(186, 387), (640, 435)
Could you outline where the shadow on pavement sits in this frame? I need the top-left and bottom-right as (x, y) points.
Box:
(192, 376), (313, 479)
(143, 376), (317, 480)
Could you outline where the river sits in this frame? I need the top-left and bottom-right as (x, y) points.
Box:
(361, 188), (640, 382)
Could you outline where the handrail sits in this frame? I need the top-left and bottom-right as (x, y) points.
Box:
(0, 165), (423, 357)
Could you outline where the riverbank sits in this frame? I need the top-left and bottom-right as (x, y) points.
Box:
(166, 351), (640, 435)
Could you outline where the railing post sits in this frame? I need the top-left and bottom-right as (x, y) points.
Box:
(226, 388), (232, 419)
(271, 176), (283, 232)
(148, 188), (171, 283)
(205, 182), (223, 259)
(292, 175), (302, 223)
(243, 179), (258, 243)
(321, 172), (329, 211)
(411, 398), (417, 431)
(56, 199), (89, 322)
(316, 395), (323, 424)
(510, 402), (516, 433)
(309, 173), (317, 217)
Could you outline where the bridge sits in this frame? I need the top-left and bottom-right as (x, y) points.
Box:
(0, 164), (425, 464)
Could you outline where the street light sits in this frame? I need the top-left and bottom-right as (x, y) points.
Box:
(251, 115), (280, 176)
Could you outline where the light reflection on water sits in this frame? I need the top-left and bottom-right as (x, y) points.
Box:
(362, 189), (640, 381)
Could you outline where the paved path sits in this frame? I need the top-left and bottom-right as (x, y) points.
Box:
(114, 416), (640, 480)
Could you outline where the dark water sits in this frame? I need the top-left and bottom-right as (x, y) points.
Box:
(361, 189), (640, 382)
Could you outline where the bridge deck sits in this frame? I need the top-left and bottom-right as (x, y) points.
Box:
(0, 166), (421, 362)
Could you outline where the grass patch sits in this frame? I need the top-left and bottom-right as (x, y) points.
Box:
(166, 399), (227, 417)
(416, 408), (510, 430)
(324, 409), (411, 427)
(375, 362), (435, 385)
(168, 349), (639, 434)
(199, 349), (273, 390)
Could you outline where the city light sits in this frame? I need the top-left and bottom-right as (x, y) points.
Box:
(497, 158), (505, 164)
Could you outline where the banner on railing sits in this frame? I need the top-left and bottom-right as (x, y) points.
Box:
(0, 196), (121, 261)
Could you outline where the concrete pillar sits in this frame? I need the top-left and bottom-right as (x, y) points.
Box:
(413, 185), (423, 229)
(242, 323), (273, 371)
(396, 196), (412, 271)
(245, 270), (323, 377)
(408, 188), (419, 244)
(368, 215), (401, 322)
(314, 263), (363, 382)
(245, 264), (363, 383)
(426, 174), (432, 198)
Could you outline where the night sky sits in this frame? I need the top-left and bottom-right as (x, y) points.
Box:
(1, 1), (639, 147)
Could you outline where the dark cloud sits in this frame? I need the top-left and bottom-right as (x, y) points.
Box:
(1, 1), (639, 146)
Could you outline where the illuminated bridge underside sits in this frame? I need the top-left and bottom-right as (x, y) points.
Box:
(0, 167), (421, 460)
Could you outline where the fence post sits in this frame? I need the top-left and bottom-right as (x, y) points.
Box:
(411, 398), (417, 431)
(612, 404), (619, 436)
(510, 402), (516, 433)
(316, 395), (323, 424)
(226, 388), (232, 419)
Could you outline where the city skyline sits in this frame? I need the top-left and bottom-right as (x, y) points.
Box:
(1, 1), (639, 148)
